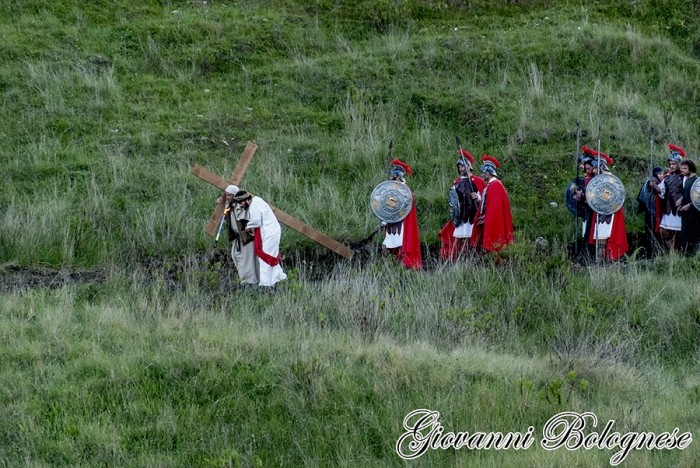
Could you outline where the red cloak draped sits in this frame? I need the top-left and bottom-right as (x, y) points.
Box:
(469, 178), (514, 252)
(588, 208), (628, 261)
(439, 175), (486, 260)
(654, 193), (663, 233)
(254, 228), (281, 266)
(399, 192), (422, 269)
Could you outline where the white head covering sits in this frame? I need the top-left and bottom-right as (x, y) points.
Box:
(225, 185), (239, 194)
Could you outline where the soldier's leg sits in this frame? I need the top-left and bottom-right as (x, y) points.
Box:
(596, 240), (607, 262)
(660, 228), (677, 252)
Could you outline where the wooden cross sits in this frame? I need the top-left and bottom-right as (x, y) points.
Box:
(191, 141), (354, 260)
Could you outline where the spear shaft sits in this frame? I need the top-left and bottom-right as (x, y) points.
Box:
(376, 140), (394, 261)
(595, 122), (601, 262)
(575, 120), (580, 255)
(649, 127), (654, 178)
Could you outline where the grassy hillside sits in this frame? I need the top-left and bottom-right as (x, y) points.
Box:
(2, 0), (700, 266)
(2, 2), (700, 466)
(1, 254), (700, 466)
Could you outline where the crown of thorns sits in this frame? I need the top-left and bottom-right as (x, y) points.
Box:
(233, 191), (253, 202)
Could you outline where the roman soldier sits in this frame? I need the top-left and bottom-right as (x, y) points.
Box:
(574, 145), (598, 256)
(381, 159), (422, 269)
(438, 149), (485, 260)
(649, 144), (685, 251)
(588, 152), (628, 261)
(470, 155), (514, 253)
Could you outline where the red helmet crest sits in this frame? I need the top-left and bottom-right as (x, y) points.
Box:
(391, 159), (412, 176)
(481, 155), (501, 168)
(459, 148), (474, 166)
(668, 144), (686, 158)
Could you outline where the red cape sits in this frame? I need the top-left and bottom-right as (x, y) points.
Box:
(399, 191), (422, 269)
(470, 178), (514, 252)
(439, 175), (486, 260)
(588, 208), (628, 260)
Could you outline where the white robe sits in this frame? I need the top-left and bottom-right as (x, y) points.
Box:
(229, 204), (259, 285)
(245, 197), (287, 287)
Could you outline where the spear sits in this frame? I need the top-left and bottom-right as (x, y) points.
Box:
(649, 126), (656, 254)
(595, 122), (601, 262)
(456, 135), (475, 192)
(575, 120), (580, 255)
(376, 140), (394, 261)
(649, 126), (654, 178)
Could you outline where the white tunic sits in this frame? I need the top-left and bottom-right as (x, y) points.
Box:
(382, 226), (404, 249)
(245, 197), (287, 287)
(382, 180), (406, 249)
(592, 214), (614, 240)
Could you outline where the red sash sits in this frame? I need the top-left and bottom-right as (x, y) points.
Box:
(254, 229), (281, 266)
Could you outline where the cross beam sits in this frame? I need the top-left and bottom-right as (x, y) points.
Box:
(191, 142), (354, 260)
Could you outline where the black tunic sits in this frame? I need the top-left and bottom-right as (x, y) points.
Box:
(680, 175), (700, 255)
(454, 177), (479, 225)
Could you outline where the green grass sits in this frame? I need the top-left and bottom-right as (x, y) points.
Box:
(2, 0), (700, 266)
(2, 1), (700, 466)
(1, 253), (700, 466)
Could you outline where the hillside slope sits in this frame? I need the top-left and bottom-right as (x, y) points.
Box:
(1, 0), (700, 266)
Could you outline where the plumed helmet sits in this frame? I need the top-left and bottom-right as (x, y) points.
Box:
(457, 148), (474, 169)
(580, 146), (597, 166)
(390, 159), (412, 181)
(590, 152), (613, 170)
(668, 144), (685, 163)
(479, 155), (500, 177)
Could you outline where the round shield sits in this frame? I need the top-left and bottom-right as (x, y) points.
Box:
(370, 180), (413, 223)
(565, 177), (587, 218)
(448, 186), (460, 226)
(585, 174), (626, 215)
(690, 178), (700, 212)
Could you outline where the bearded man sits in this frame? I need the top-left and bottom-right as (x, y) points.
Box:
(678, 159), (700, 256)
(234, 190), (287, 287)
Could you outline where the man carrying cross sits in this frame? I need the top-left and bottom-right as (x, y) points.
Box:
(216, 185), (259, 285)
(191, 141), (353, 285)
(234, 190), (287, 287)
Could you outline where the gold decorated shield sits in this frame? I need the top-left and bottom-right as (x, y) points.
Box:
(585, 174), (626, 215)
(370, 181), (413, 223)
